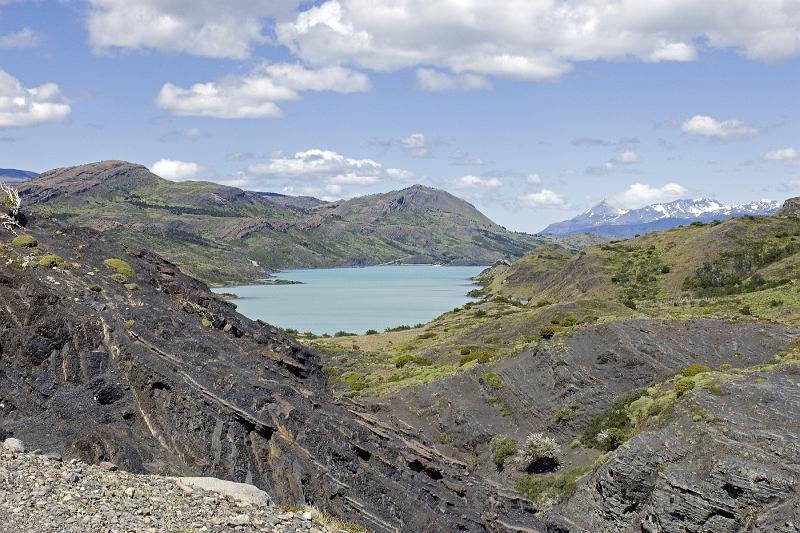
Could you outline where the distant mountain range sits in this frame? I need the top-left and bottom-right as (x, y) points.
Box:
(541, 198), (782, 238)
(0, 168), (37, 183)
(18, 160), (545, 284)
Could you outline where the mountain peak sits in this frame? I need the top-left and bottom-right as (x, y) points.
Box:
(542, 197), (782, 237)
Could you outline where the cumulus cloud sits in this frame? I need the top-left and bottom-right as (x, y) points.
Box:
(0, 27), (40, 48)
(415, 69), (491, 91)
(681, 115), (759, 140)
(150, 159), (202, 180)
(155, 63), (370, 118)
(519, 189), (567, 208)
(764, 147), (800, 165)
(611, 182), (688, 209)
(450, 175), (503, 189)
(276, 0), (800, 85)
(248, 149), (381, 178)
(587, 150), (640, 175)
(0, 69), (71, 127)
(86, 0), (300, 59)
(371, 132), (436, 158)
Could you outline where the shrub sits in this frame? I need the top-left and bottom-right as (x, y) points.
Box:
(482, 372), (506, 390)
(555, 407), (572, 423)
(560, 314), (577, 327)
(111, 273), (128, 284)
(417, 331), (436, 340)
(103, 258), (135, 278)
(719, 363), (732, 371)
(690, 221), (704, 227)
(539, 326), (559, 339)
(514, 466), (591, 508)
(201, 318), (212, 328)
(123, 283), (139, 291)
(515, 433), (561, 473)
(674, 377), (695, 397)
(739, 305), (752, 316)
(661, 265), (671, 274)
(474, 309), (487, 318)
(365, 329), (378, 335)
(623, 299), (637, 310)
(39, 254), (67, 269)
(395, 355), (433, 368)
(681, 363), (711, 377)
(489, 434), (517, 466)
(125, 320), (135, 329)
(460, 347), (471, 356)
(385, 324), (411, 332)
(334, 330), (357, 337)
(88, 284), (102, 292)
(458, 351), (493, 366)
(11, 235), (37, 248)
(596, 428), (627, 451)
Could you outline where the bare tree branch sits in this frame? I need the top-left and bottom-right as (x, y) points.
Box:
(1, 182), (23, 235)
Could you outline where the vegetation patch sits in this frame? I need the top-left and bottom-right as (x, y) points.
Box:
(11, 235), (37, 248)
(514, 466), (592, 509)
(104, 258), (135, 278)
(39, 254), (68, 269)
(489, 434), (517, 466)
(481, 372), (506, 390)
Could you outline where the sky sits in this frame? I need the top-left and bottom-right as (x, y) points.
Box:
(1, 1), (799, 232)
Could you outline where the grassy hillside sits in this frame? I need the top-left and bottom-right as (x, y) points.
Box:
(18, 161), (545, 284)
(312, 211), (800, 397)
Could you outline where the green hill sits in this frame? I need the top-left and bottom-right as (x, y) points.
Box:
(18, 160), (545, 284)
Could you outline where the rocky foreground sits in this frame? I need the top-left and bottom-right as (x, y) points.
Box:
(0, 439), (353, 533)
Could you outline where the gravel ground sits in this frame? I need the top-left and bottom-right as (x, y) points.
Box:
(0, 442), (348, 533)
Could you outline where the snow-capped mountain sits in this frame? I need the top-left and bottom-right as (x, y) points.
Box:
(541, 198), (782, 237)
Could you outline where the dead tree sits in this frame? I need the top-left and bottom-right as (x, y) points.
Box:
(1, 182), (23, 234)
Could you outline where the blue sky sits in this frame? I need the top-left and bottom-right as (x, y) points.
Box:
(1, 1), (799, 232)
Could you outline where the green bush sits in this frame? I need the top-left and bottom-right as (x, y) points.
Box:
(555, 407), (572, 422)
(482, 372), (506, 390)
(123, 283), (139, 291)
(458, 350), (493, 366)
(514, 466), (591, 507)
(201, 318), (212, 328)
(597, 427), (627, 451)
(385, 324), (411, 332)
(489, 434), (517, 466)
(460, 347), (471, 356)
(474, 309), (487, 318)
(539, 326), (559, 339)
(417, 331), (436, 340)
(111, 273), (128, 284)
(39, 254), (67, 269)
(11, 235), (37, 248)
(623, 299), (637, 310)
(88, 284), (102, 292)
(365, 329), (378, 335)
(560, 314), (577, 327)
(334, 330), (357, 337)
(674, 377), (695, 397)
(103, 258), (135, 278)
(681, 363), (711, 377)
(516, 433), (561, 473)
(395, 355), (433, 368)
(739, 305), (752, 316)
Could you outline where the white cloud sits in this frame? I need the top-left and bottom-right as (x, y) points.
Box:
(527, 174), (542, 185)
(159, 127), (206, 142)
(415, 69), (491, 91)
(0, 69), (71, 127)
(587, 150), (640, 175)
(681, 115), (759, 140)
(277, 0), (800, 85)
(764, 147), (800, 165)
(248, 149), (381, 178)
(519, 189), (567, 208)
(86, 0), (300, 59)
(400, 133), (430, 157)
(611, 182), (688, 209)
(450, 175), (503, 189)
(155, 63), (369, 119)
(150, 159), (202, 180)
(0, 27), (40, 49)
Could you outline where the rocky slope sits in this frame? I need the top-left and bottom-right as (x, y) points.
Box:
(17, 161), (544, 284)
(0, 444), (338, 533)
(0, 216), (539, 532)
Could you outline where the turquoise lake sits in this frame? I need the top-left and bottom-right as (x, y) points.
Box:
(214, 265), (484, 335)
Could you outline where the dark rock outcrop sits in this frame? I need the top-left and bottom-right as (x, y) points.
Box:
(546, 363), (800, 532)
(0, 219), (539, 532)
(778, 197), (800, 219)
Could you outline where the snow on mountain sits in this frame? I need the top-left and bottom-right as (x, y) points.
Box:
(541, 198), (782, 237)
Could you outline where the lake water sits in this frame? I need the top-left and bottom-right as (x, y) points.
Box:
(214, 265), (484, 335)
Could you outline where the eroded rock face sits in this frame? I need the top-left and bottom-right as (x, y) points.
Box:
(0, 219), (539, 532)
(778, 197), (800, 219)
(546, 364), (800, 532)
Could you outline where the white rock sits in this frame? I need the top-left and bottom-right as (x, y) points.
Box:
(175, 477), (271, 507)
(3, 438), (25, 453)
(301, 511), (313, 521)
